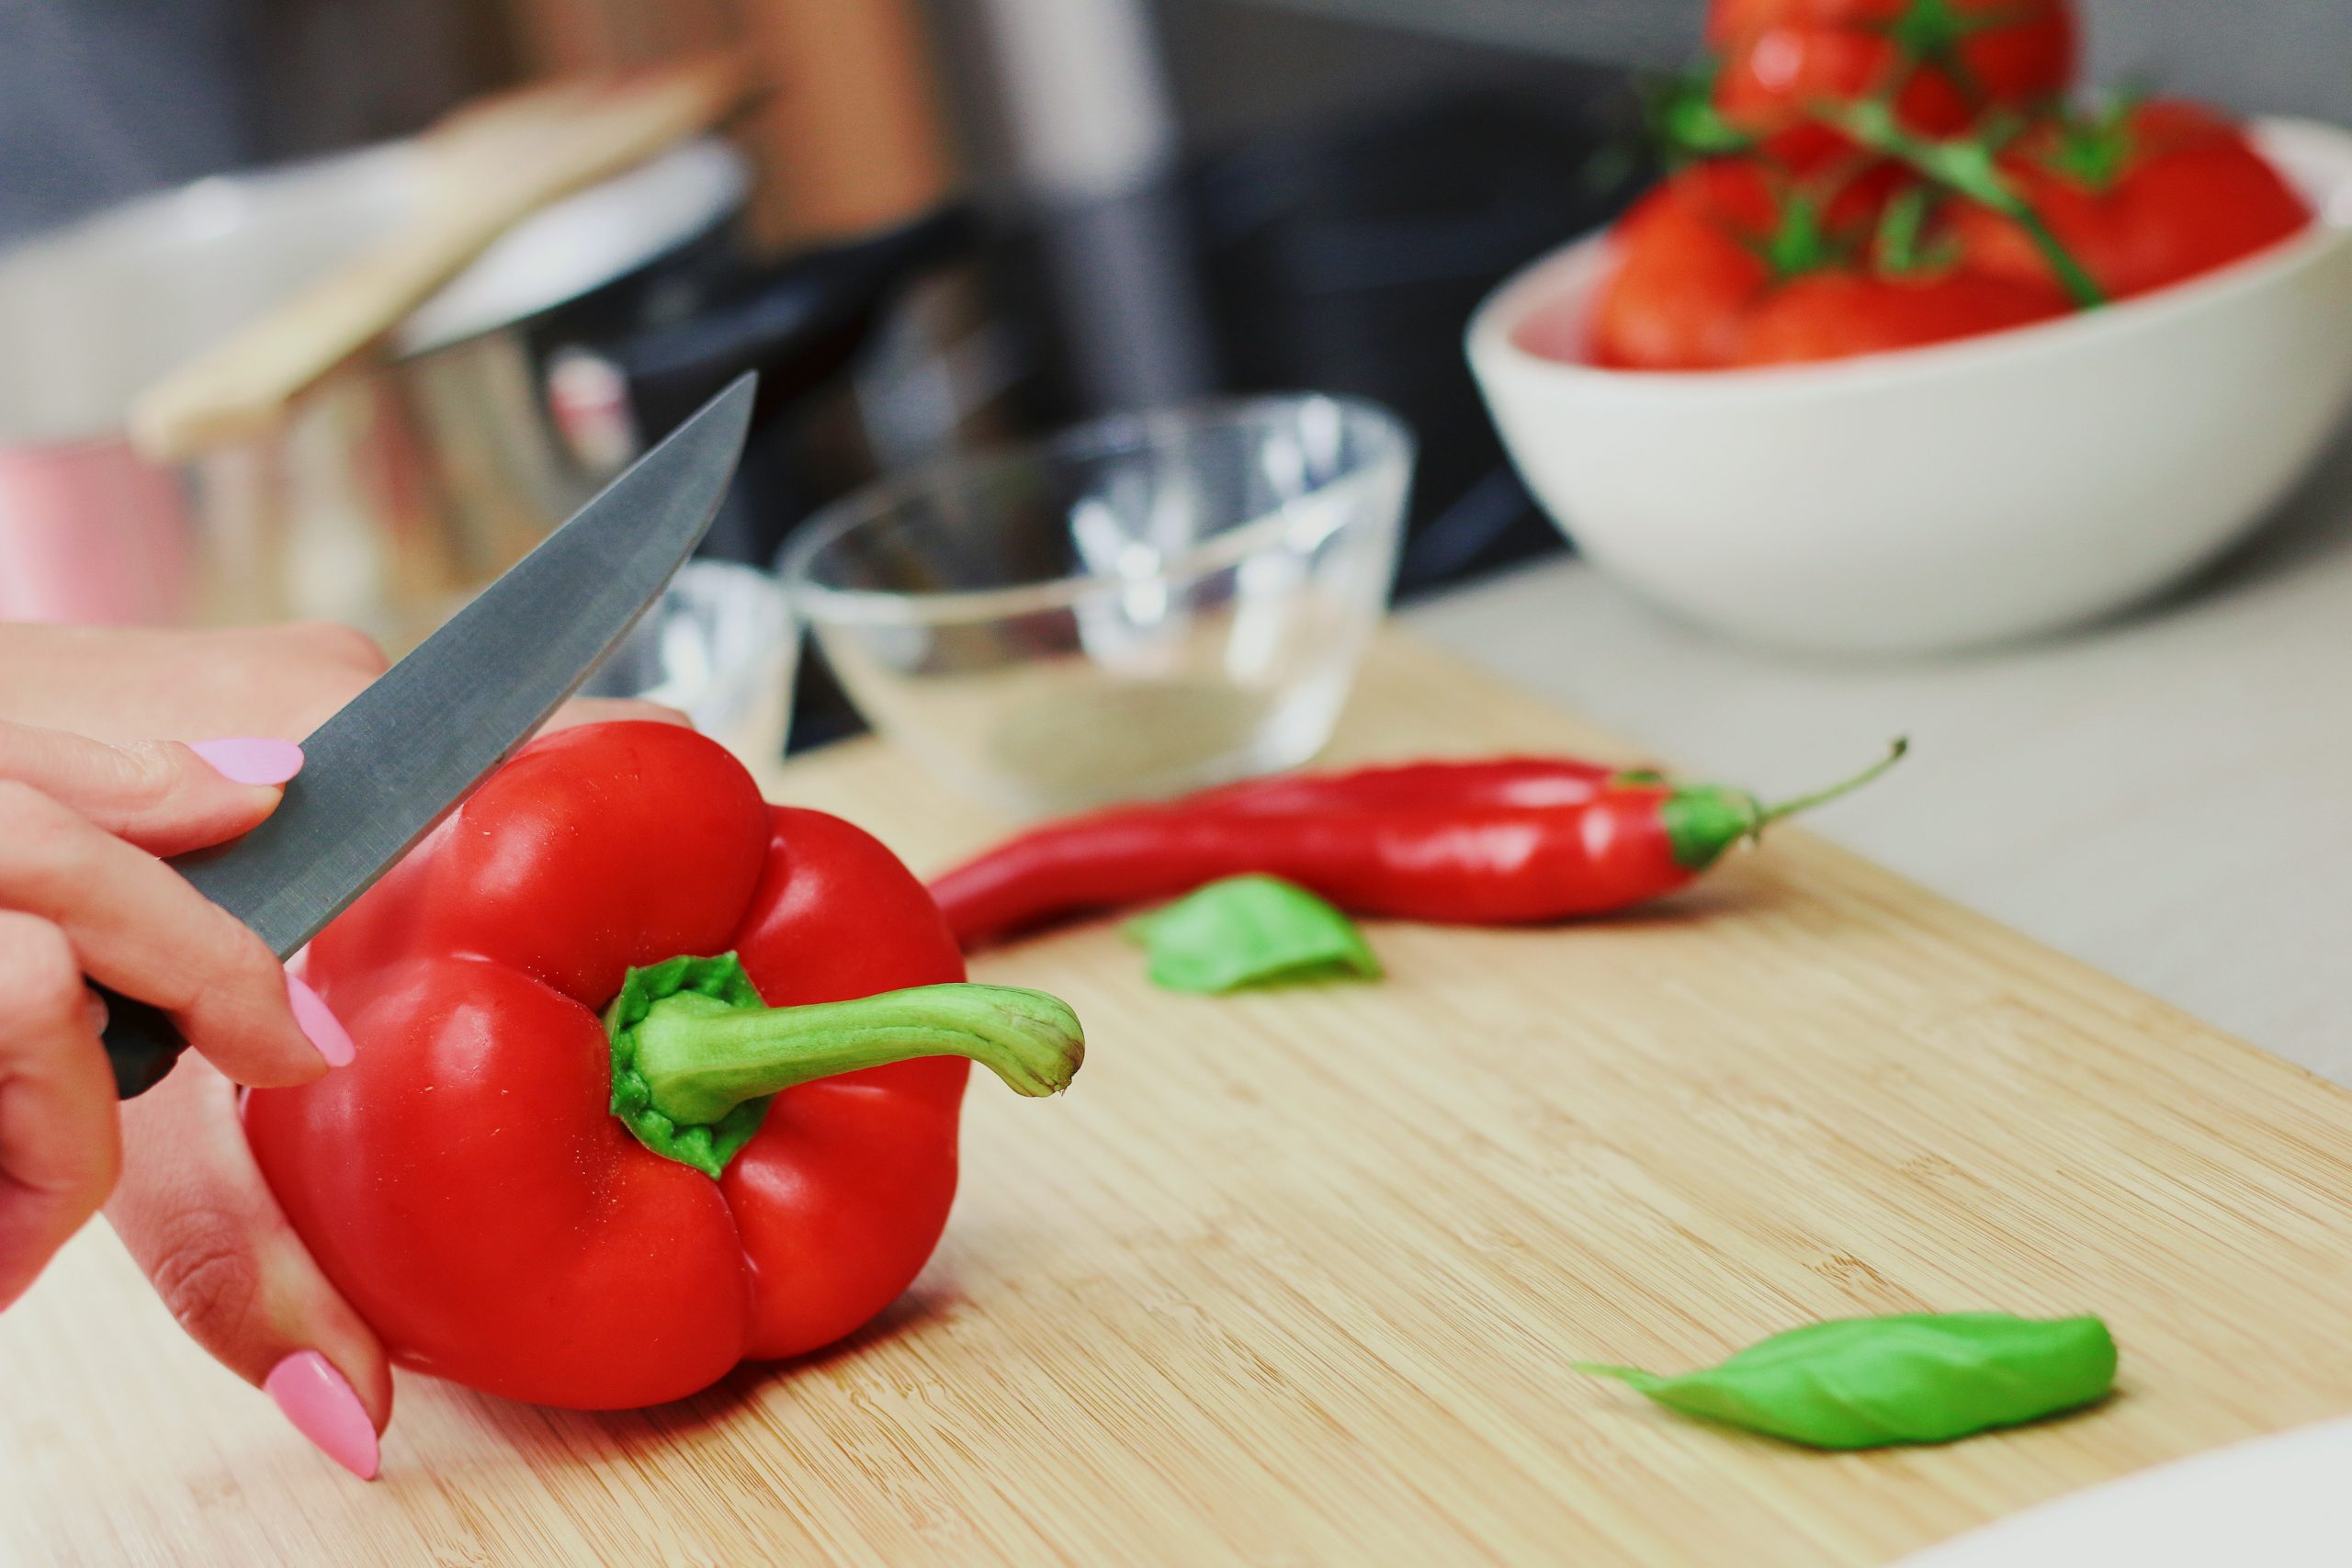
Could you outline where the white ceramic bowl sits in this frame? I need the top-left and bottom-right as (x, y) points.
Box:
(1467, 118), (2352, 653)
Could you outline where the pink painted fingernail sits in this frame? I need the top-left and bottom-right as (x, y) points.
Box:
(191, 738), (304, 787)
(264, 1351), (379, 1481)
(286, 975), (355, 1068)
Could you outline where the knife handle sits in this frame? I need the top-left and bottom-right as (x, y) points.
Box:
(96, 984), (188, 1099)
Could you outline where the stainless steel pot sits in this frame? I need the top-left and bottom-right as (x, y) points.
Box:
(0, 135), (969, 649)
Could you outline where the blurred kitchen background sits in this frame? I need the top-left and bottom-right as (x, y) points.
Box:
(2, 0), (2346, 747)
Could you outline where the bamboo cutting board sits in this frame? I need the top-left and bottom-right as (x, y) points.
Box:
(9, 632), (2352, 1564)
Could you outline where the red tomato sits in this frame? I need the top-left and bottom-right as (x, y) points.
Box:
(1951, 100), (2312, 299)
(1572, 159), (1896, 371)
(1575, 168), (1773, 370)
(1731, 270), (2069, 366)
(1710, 0), (2076, 165)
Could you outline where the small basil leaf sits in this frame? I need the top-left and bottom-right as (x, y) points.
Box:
(1576, 1313), (2117, 1450)
(1125, 875), (1383, 995)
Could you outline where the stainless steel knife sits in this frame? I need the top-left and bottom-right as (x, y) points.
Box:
(101, 374), (758, 1098)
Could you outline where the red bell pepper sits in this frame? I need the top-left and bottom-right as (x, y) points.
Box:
(243, 722), (1083, 1410)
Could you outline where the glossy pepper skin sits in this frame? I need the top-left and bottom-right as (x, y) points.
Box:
(933, 748), (1901, 948)
(1182, 756), (1623, 814)
(244, 722), (1074, 1410)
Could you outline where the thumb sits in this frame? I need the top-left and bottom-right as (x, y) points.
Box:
(0, 722), (302, 857)
(105, 1057), (390, 1480)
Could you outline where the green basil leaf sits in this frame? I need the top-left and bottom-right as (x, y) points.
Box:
(1576, 1313), (2117, 1450)
(1124, 875), (1383, 995)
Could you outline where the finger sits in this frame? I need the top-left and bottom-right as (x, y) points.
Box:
(106, 1058), (387, 1479)
(0, 913), (122, 1309)
(256, 623), (389, 739)
(0, 621), (385, 746)
(0, 720), (301, 856)
(0, 783), (342, 1086)
(539, 698), (694, 734)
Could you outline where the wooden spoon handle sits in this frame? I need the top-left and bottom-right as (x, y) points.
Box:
(128, 57), (747, 463)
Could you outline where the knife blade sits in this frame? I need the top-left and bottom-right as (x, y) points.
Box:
(101, 373), (758, 1098)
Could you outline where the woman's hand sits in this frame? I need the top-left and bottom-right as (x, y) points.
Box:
(0, 619), (684, 747)
(0, 722), (343, 1309)
(99, 696), (690, 1483)
(0, 621), (392, 746)
(0, 619), (689, 1480)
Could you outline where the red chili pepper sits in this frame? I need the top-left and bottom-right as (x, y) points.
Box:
(933, 744), (1904, 947)
(1183, 756), (1623, 814)
(243, 722), (1083, 1410)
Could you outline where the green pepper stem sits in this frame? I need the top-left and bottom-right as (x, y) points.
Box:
(1757, 738), (1910, 827)
(634, 983), (1085, 1127)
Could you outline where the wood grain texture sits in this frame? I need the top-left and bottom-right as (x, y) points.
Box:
(8, 632), (2352, 1564)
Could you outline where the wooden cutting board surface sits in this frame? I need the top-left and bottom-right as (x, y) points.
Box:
(10, 632), (2352, 1565)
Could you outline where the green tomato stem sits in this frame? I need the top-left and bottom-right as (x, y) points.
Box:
(2001, 205), (2108, 310)
(1826, 99), (2108, 310)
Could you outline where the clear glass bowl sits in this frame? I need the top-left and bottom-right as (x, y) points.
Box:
(579, 559), (797, 766)
(780, 394), (1414, 817)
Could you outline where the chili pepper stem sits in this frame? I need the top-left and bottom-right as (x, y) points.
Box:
(635, 983), (1085, 1127)
(1756, 737), (1910, 827)
(1660, 739), (1908, 871)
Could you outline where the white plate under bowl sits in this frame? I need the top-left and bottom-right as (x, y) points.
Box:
(1899, 1418), (2352, 1566)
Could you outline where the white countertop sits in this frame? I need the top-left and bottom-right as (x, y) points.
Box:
(1403, 434), (2352, 1086)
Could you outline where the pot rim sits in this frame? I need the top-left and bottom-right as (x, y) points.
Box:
(393, 136), (750, 359)
(0, 135), (751, 451)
